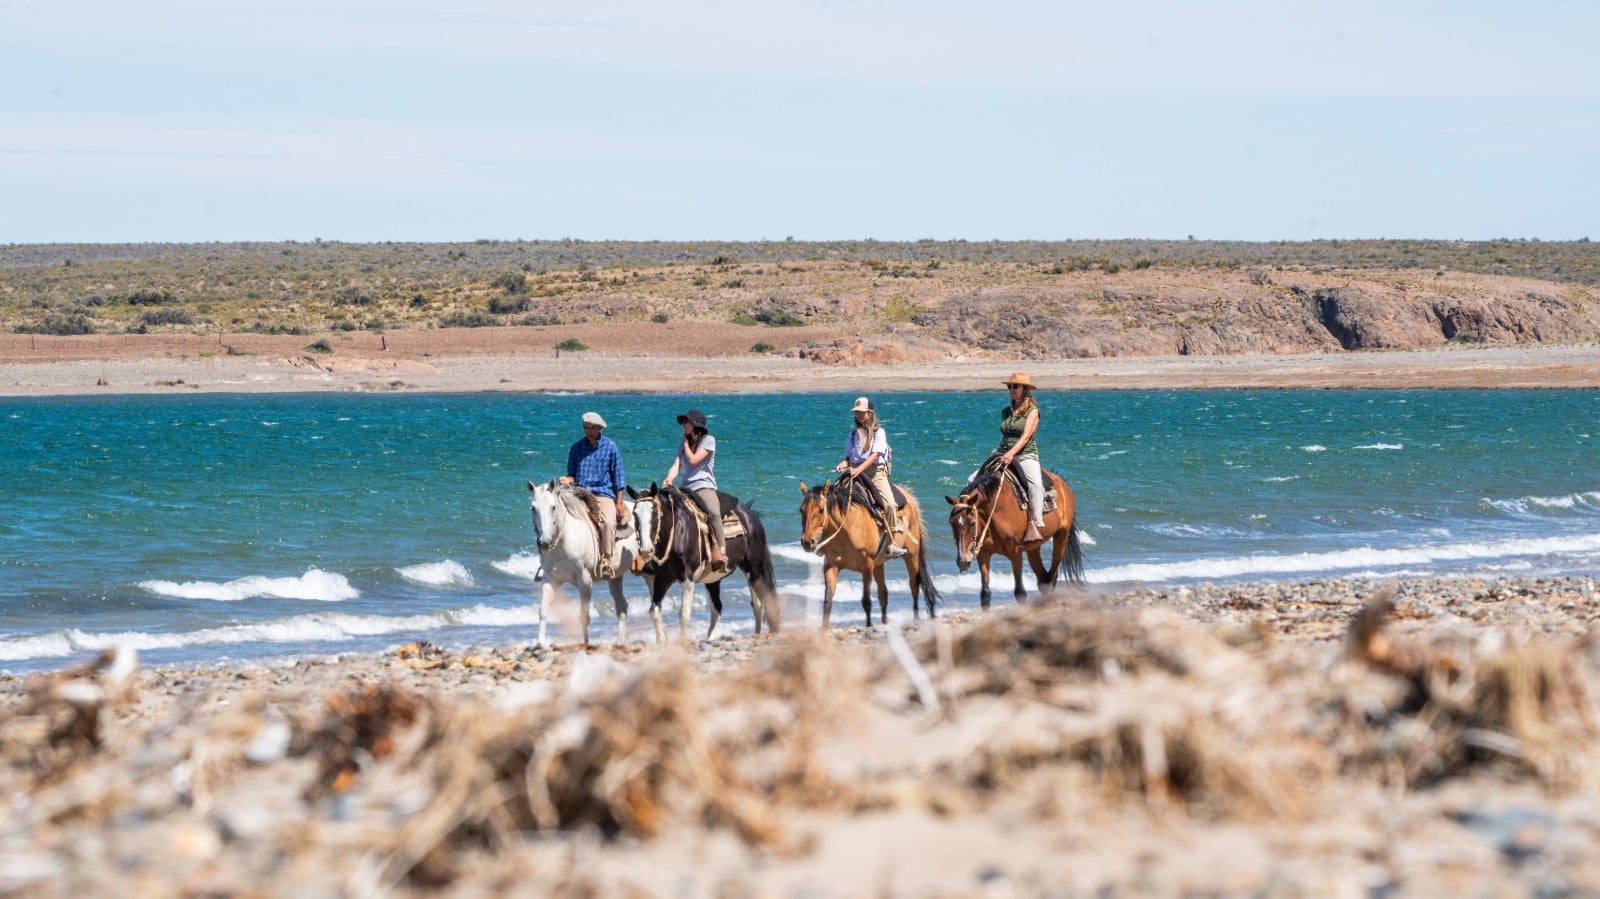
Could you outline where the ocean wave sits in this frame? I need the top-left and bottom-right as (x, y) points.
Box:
(397, 560), (475, 588)
(0, 609), (445, 662)
(138, 568), (358, 602)
(1301, 445), (1327, 453)
(1485, 491), (1600, 517)
(1355, 443), (1404, 450)
(1090, 532), (1600, 584)
(491, 552), (543, 580)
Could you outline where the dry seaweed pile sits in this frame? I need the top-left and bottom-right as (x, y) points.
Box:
(3, 591), (1600, 896)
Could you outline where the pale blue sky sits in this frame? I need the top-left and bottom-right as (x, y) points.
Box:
(3, 0), (1597, 243)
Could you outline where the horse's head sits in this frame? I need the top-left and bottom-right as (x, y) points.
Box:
(945, 485), (989, 572)
(528, 479), (563, 552)
(626, 483), (662, 574)
(796, 480), (830, 553)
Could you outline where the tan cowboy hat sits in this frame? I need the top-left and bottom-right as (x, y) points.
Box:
(1003, 372), (1035, 388)
(850, 396), (873, 413)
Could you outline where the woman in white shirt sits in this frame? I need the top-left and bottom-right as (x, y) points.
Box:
(833, 396), (907, 557)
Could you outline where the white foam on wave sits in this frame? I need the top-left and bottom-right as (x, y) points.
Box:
(1488, 491), (1600, 516)
(491, 552), (543, 580)
(1356, 443), (1404, 451)
(1301, 445), (1327, 453)
(397, 560), (475, 588)
(0, 609), (445, 663)
(139, 568), (358, 602)
(1091, 532), (1600, 584)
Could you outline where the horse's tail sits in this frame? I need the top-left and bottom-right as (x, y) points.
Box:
(914, 527), (940, 609)
(1062, 513), (1086, 585)
(738, 504), (782, 628)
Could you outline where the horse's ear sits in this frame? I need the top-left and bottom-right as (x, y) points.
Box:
(798, 481), (808, 494)
(650, 481), (659, 492)
(945, 495), (958, 505)
(527, 480), (536, 492)
(626, 485), (638, 499)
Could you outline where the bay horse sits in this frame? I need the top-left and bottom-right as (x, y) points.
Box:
(527, 480), (642, 647)
(797, 475), (939, 629)
(945, 463), (1084, 608)
(626, 483), (782, 643)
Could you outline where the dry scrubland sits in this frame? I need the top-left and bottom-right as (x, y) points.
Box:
(5, 578), (1600, 897)
(4, 239), (1600, 366)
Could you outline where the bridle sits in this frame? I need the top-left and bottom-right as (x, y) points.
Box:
(802, 476), (860, 552)
(951, 479), (1002, 558)
(637, 489), (678, 566)
(531, 485), (565, 549)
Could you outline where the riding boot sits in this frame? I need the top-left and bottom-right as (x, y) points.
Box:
(1023, 522), (1044, 545)
(597, 551), (615, 580)
(709, 543), (728, 572)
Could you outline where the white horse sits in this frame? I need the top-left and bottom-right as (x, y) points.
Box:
(526, 480), (641, 647)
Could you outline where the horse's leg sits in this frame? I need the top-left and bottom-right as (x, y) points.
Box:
(538, 580), (557, 648)
(860, 564), (875, 628)
(978, 554), (993, 610)
(1010, 551), (1028, 604)
(705, 580), (723, 641)
(874, 565), (889, 626)
(821, 565), (839, 629)
(649, 576), (668, 644)
(578, 580), (593, 647)
(610, 575), (628, 645)
(678, 581), (695, 641)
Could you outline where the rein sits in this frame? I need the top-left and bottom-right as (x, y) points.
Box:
(642, 491), (679, 565)
(961, 461), (1009, 555)
(808, 477), (858, 550)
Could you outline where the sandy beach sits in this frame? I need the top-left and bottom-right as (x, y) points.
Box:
(4, 328), (1600, 396)
(5, 339), (1600, 896)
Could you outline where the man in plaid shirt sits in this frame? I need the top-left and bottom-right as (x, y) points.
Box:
(560, 411), (628, 577)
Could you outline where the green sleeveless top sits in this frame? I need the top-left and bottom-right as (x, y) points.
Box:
(998, 401), (1039, 456)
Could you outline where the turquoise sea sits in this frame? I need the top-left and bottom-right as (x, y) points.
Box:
(3, 389), (1599, 674)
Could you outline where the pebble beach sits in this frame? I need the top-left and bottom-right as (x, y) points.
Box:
(5, 343), (1600, 897)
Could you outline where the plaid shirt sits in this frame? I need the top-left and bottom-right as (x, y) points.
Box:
(567, 435), (626, 499)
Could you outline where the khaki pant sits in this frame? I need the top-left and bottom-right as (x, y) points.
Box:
(865, 464), (899, 533)
(1015, 455), (1045, 529)
(692, 487), (726, 550)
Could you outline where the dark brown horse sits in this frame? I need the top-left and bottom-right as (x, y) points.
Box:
(946, 464), (1084, 607)
(797, 476), (939, 628)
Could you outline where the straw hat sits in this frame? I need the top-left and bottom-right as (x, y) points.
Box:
(1003, 372), (1035, 389)
(850, 396), (873, 413)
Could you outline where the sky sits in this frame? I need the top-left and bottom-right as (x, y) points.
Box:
(3, 0), (1597, 244)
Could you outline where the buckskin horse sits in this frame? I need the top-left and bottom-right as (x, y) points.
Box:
(797, 475), (939, 628)
(946, 463), (1084, 607)
(527, 479), (642, 647)
(626, 483), (782, 642)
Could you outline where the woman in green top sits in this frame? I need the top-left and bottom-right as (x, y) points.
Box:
(994, 371), (1046, 544)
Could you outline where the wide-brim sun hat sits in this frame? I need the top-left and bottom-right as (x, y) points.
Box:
(1003, 372), (1035, 389)
(850, 396), (872, 413)
(581, 411), (607, 428)
(676, 409), (708, 429)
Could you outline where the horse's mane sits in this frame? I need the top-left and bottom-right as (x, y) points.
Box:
(960, 467), (1003, 498)
(554, 484), (602, 523)
(824, 478), (876, 514)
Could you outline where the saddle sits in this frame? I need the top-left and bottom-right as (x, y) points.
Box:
(833, 478), (906, 532)
(976, 459), (1057, 516)
(999, 464), (1058, 516)
(671, 486), (744, 576)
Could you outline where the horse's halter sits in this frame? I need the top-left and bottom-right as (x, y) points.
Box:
(637, 491), (677, 565)
(801, 479), (854, 552)
(531, 486), (563, 550)
(952, 482), (1001, 558)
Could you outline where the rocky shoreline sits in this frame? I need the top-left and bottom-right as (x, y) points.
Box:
(5, 573), (1599, 896)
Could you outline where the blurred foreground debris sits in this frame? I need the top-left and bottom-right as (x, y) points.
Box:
(2, 589), (1599, 896)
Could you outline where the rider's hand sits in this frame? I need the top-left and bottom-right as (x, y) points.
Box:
(835, 461), (848, 473)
